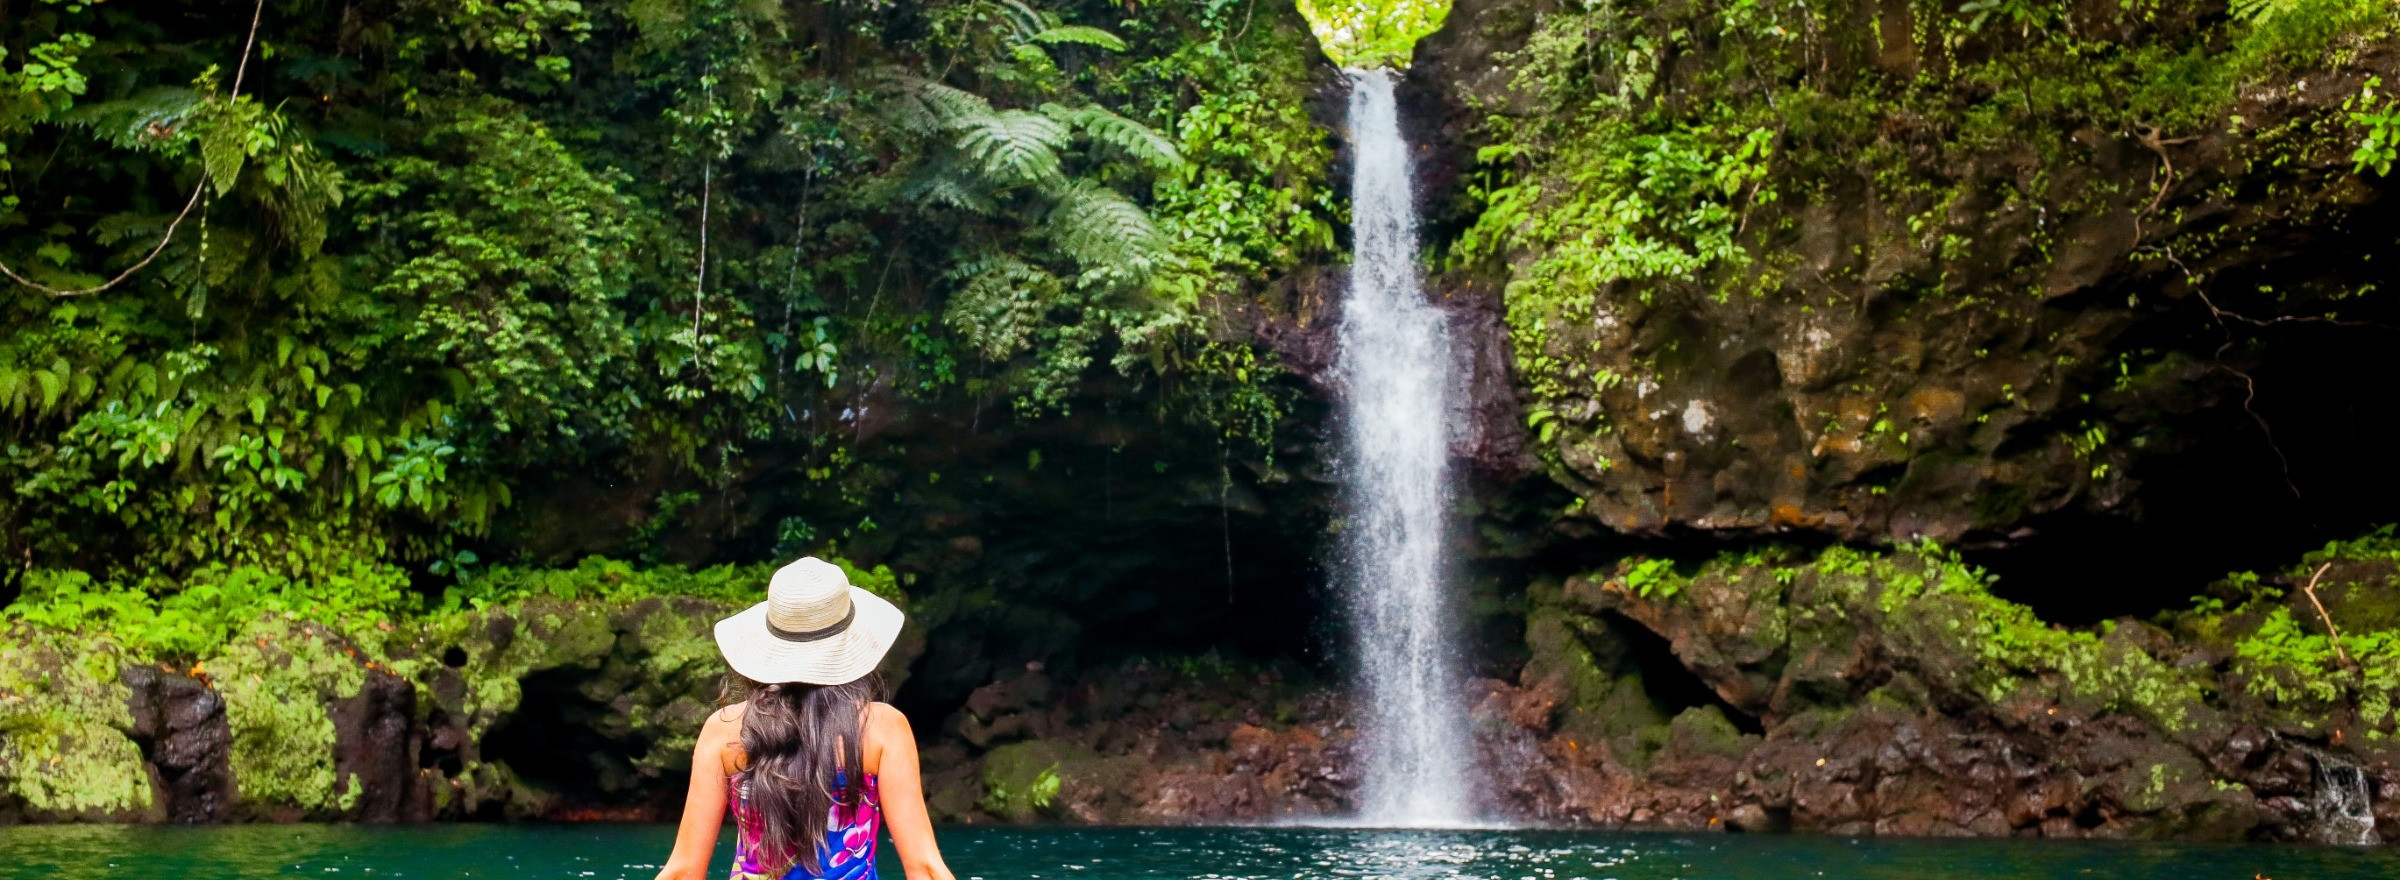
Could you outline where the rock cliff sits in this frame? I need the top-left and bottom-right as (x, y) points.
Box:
(1403, 0), (2400, 554)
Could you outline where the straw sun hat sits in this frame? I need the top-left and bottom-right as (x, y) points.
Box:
(713, 557), (906, 685)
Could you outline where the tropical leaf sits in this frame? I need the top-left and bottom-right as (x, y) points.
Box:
(1045, 179), (1169, 282)
(1030, 25), (1127, 52)
(59, 88), (206, 150)
(865, 67), (995, 137)
(200, 122), (246, 197)
(263, 145), (344, 256)
(993, 0), (1049, 42)
(943, 255), (1059, 360)
(901, 169), (1000, 214)
(36, 368), (66, 414)
(0, 365), (23, 415)
(1048, 103), (1184, 172)
(957, 110), (1067, 185)
(2229, 0), (2292, 22)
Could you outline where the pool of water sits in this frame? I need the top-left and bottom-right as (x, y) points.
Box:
(1, 824), (2394, 879)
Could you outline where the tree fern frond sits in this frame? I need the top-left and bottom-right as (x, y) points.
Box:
(995, 0), (1049, 43)
(864, 67), (995, 137)
(2228, 0), (2290, 23)
(1056, 103), (1184, 172)
(265, 150), (344, 257)
(901, 169), (1000, 214)
(957, 110), (1067, 186)
(60, 88), (206, 151)
(1030, 25), (1127, 52)
(944, 254), (1059, 360)
(1045, 178), (1169, 283)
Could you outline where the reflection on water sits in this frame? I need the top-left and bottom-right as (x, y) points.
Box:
(3, 824), (2397, 879)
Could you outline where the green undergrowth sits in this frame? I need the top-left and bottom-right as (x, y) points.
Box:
(2, 555), (898, 663)
(2185, 527), (2400, 733)
(1598, 527), (2400, 737)
(1, 555), (895, 815)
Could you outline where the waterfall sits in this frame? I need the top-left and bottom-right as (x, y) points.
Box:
(2311, 752), (2381, 845)
(1337, 68), (1475, 827)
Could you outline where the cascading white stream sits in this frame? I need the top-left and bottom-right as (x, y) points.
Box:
(1337, 67), (1476, 827)
(2311, 752), (2381, 845)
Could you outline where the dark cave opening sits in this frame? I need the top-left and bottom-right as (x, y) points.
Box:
(1605, 611), (1765, 736)
(1971, 205), (2400, 626)
(481, 668), (678, 816)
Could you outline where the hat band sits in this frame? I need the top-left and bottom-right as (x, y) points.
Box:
(767, 603), (855, 643)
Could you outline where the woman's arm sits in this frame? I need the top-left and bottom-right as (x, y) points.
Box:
(866, 702), (956, 880)
(655, 704), (742, 880)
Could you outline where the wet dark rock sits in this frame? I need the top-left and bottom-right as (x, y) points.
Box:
(921, 661), (1358, 825)
(1438, 547), (2400, 841)
(328, 668), (423, 823)
(122, 666), (233, 823)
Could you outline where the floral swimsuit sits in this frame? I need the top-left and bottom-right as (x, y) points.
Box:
(728, 770), (880, 880)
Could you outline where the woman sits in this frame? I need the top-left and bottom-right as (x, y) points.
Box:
(655, 557), (956, 880)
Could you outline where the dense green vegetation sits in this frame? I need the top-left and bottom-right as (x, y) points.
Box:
(0, 0), (1335, 624)
(1297, 0), (1450, 68)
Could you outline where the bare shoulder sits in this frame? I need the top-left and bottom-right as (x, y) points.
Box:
(863, 701), (914, 769)
(700, 701), (749, 774)
(708, 700), (750, 733)
(864, 701), (912, 736)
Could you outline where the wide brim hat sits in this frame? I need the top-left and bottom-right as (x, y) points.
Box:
(714, 556), (906, 686)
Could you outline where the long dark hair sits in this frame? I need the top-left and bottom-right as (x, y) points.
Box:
(720, 671), (884, 874)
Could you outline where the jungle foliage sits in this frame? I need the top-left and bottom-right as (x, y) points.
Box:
(1296, 0), (1451, 69)
(0, 0), (1338, 615)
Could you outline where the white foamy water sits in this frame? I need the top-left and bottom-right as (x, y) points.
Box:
(2312, 752), (2381, 845)
(1336, 68), (1474, 827)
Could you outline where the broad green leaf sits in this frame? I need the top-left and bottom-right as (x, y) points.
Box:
(1029, 25), (1126, 52)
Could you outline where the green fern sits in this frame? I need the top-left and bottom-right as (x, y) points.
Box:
(902, 171), (1001, 214)
(264, 147), (344, 256)
(991, 0), (1049, 43)
(867, 68), (996, 137)
(1046, 178), (1169, 282)
(2229, 0), (2293, 22)
(956, 110), (1068, 185)
(1045, 103), (1185, 172)
(59, 88), (206, 151)
(944, 255), (1059, 359)
(1030, 25), (1127, 53)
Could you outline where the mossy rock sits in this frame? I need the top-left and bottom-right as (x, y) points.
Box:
(390, 599), (631, 740)
(206, 616), (371, 818)
(2115, 747), (2264, 840)
(1523, 601), (1670, 745)
(0, 627), (155, 821)
(927, 773), (982, 824)
(976, 739), (1096, 823)
(1662, 705), (1759, 761)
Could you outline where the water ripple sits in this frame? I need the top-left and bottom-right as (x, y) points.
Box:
(3, 825), (2398, 879)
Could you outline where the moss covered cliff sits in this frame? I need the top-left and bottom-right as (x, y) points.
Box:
(1407, 0), (2400, 549)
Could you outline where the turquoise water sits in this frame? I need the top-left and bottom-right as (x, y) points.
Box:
(2, 825), (2396, 879)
